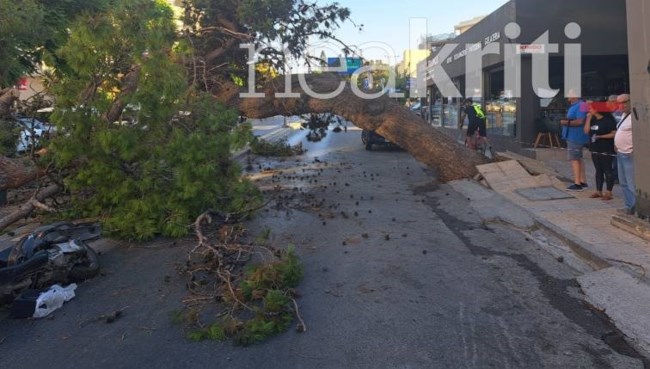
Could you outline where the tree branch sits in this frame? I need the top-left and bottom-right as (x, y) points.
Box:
(204, 39), (239, 64)
(0, 184), (61, 231)
(103, 65), (141, 124)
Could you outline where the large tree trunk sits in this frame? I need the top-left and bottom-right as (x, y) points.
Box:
(0, 156), (45, 191)
(213, 73), (485, 182)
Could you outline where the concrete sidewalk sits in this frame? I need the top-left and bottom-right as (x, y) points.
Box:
(475, 149), (650, 356)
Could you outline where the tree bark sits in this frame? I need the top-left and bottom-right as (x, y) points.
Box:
(213, 73), (485, 182)
(103, 65), (141, 124)
(0, 87), (20, 118)
(0, 184), (61, 231)
(0, 156), (45, 191)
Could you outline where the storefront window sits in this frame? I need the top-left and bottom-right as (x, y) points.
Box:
(485, 70), (516, 137)
(442, 98), (460, 128)
(430, 98), (443, 127)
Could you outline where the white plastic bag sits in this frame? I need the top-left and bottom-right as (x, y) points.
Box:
(33, 283), (78, 318)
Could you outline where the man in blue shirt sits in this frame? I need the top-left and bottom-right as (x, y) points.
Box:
(560, 96), (590, 191)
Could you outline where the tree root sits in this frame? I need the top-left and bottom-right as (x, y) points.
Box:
(291, 297), (307, 333)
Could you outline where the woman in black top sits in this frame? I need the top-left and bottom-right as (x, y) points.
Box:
(584, 102), (617, 200)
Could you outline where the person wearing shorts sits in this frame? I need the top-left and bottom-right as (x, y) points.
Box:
(560, 96), (590, 191)
(459, 98), (486, 149)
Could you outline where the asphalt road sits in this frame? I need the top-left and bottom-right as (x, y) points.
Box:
(250, 115), (304, 137)
(0, 125), (646, 368)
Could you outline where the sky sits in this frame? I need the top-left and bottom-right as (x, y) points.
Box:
(312, 0), (510, 63)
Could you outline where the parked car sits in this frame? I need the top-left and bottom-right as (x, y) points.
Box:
(361, 129), (397, 151)
(410, 102), (422, 117)
(15, 117), (55, 154)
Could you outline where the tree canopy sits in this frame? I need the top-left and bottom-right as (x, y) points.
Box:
(1, 0), (485, 238)
(0, 0), (111, 87)
(46, 0), (259, 239)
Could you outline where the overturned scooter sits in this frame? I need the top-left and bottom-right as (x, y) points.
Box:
(0, 221), (101, 306)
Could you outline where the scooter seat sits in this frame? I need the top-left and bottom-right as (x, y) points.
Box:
(0, 251), (49, 284)
(0, 247), (11, 268)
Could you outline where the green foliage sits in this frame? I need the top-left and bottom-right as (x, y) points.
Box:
(184, 246), (303, 345)
(182, 0), (355, 82)
(274, 246), (304, 288)
(0, 119), (18, 156)
(169, 310), (184, 325)
(249, 137), (304, 157)
(234, 311), (293, 346)
(241, 247), (304, 295)
(263, 289), (290, 312)
(188, 324), (227, 342)
(49, 0), (260, 240)
(254, 227), (272, 245)
(0, 0), (112, 86)
(0, 0), (45, 86)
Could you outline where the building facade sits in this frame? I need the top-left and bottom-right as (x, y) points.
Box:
(398, 49), (431, 78)
(454, 16), (486, 35)
(420, 0), (629, 153)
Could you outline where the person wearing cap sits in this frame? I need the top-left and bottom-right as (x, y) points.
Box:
(560, 95), (590, 191)
(614, 94), (635, 214)
(459, 98), (487, 150)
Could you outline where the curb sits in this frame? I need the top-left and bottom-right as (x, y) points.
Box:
(259, 126), (293, 142)
(475, 183), (650, 358)
(452, 177), (616, 274)
(532, 216), (612, 271)
(470, 181), (614, 272)
(611, 214), (650, 242)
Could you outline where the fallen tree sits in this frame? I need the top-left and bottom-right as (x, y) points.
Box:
(213, 73), (485, 182)
(0, 0), (486, 238)
(178, 0), (485, 181)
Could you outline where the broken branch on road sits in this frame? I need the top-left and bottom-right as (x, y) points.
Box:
(177, 204), (305, 345)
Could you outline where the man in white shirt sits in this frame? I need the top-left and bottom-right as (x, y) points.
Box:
(614, 94), (635, 214)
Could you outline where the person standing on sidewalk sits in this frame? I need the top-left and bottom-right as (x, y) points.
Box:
(614, 94), (635, 214)
(607, 95), (622, 184)
(560, 96), (590, 191)
(584, 100), (617, 200)
(459, 98), (487, 150)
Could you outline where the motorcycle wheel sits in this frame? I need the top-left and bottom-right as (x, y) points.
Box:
(69, 242), (100, 281)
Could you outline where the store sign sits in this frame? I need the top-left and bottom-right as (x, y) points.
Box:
(452, 42), (482, 62)
(517, 44), (546, 54)
(445, 32), (501, 65)
(484, 32), (501, 46)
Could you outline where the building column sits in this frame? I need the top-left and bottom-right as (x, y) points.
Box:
(516, 56), (540, 144)
(626, 0), (650, 216)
